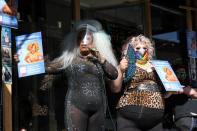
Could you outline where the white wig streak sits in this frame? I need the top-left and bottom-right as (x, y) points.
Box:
(50, 20), (118, 69)
(50, 32), (80, 69)
(93, 31), (118, 67)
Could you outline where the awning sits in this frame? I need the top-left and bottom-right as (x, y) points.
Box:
(152, 31), (180, 43)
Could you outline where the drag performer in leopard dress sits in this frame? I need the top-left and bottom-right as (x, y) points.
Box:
(111, 34), (166, 131)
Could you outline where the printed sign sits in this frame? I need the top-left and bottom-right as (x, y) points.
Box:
(0, 0), (18, 28)
(152, 60), (184, 91)
(1, 27), (12, 83)
(187, 31), (197, 58)
(15, 32), (45, 77)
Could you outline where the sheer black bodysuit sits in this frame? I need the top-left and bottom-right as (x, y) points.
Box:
(49, 55), (118, 131)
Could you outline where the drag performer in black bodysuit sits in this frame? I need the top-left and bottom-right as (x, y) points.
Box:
(46, 20), (118, 131)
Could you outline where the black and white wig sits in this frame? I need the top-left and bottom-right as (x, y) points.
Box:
(51, 19), (117, 69)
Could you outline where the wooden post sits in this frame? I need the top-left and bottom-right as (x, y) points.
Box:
(186, 0), (193, 82)
(144, 0), (152, 37)
(72, 0), (80, 21)
(1, 26), (12, 131)
(186, 0), (192, 31)
(183, 0), (197, 82)
(194, 0), (197, 83)
(195, 0), (197, 30)
(3, 84), (12, 131)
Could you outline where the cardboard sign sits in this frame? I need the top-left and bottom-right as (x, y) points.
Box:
(152, 60), (184, 91)
(15, 32), (45, 78)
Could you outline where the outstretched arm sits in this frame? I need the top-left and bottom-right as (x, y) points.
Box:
(179, 86), (197, 98)
(110, 66), (124, 93)
(45, 62), (64, 74)
(88, 50), (118, 80)
(110, 58), (128, 93)
(101, 60), (118, 80)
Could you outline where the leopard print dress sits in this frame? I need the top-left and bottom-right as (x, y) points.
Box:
(117, 66), (165, 110)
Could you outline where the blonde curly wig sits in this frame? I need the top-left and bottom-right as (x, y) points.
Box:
(129, 34), (155, 60)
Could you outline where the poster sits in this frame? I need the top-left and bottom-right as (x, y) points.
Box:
(189, 58), (197, 81)
(1, 27), (12, 83)
(187, 31), (197, 58)
(15, 32), (45, 78)
(152, 60), (184, 91)
(0, 0), (18, 28)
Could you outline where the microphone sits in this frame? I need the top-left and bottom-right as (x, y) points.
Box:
(89, 47), (98, 52)
(88, 47), (103, 64)
(89, 47), (99, 57)
(87, 47), (98, 62)
(88, 56), (98, 62)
